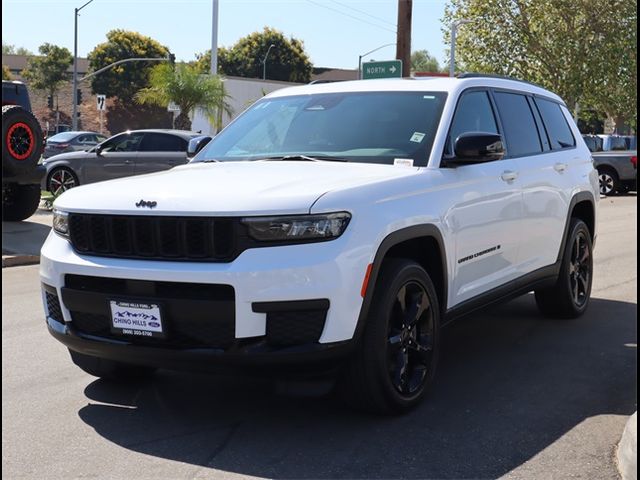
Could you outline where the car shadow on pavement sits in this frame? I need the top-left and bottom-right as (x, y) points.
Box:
(1, 220), (51, 257)
(78, 295), (637, 479)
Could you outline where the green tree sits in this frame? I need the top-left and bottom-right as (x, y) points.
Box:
(411, 50), (442, 73)
(21, 43), (73, 106)
(88, 30), (169, 102)
(2, 65), (12, 80)
(442, 0), (637, 128)
(195, 27), (312, 82)
(135, 63), (232, 131)
(2, 42), (33, 56)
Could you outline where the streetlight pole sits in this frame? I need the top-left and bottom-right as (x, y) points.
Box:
(262, 44), (275, 80)
(211, 0), (219, 75)
(72, 0), (94, 131)
(358, 43), (396, 80)
(450, 19), (472, 77)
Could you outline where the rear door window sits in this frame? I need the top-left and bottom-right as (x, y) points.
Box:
(139, 133), (187, 152)
(534, 98), (576, 150)
(493, 91), (542, 157)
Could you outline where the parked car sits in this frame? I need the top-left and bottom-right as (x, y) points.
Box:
(42, 75), (599, 414)
(43, 131), (107, 159)
(2, 80), (45, 221)
(42, 129), (201, 195)
(583, 135), (637, 195)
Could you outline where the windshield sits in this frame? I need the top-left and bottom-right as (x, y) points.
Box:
(194, 91), (447, 166)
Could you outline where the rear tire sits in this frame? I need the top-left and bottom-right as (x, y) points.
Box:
(47, 167), (79, 195)
(597, 167), (620, 196)
(339, 258), (440, 414)
(69, 350), (156, 381)
(2, 184), (40, 221)
(535, 218), (593, 319)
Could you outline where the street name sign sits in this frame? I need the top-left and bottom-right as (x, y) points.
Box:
(362, 60), (403, 80)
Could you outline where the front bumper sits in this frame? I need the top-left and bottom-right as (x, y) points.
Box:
(40, 230), (369, 368)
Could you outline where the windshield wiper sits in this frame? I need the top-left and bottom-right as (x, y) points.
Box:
(200, 159), (220, 163)
(261, 154), (347, 162)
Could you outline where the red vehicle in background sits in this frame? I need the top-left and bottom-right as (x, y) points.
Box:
(2, 80), (46, 221)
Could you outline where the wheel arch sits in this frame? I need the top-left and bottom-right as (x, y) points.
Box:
(557, 191), (596, 262)
(353, 224), (448, 341)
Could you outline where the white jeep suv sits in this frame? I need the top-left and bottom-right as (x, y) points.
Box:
(41, 75), (599, 413)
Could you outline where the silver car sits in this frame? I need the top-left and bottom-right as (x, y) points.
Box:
(43, 131), (108, 159)
(42, 129), (201, 195)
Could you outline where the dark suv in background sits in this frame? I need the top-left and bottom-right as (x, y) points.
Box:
(2, 80), (45, 221)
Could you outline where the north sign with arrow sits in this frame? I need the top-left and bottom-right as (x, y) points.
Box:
(362, 60), (403, 80)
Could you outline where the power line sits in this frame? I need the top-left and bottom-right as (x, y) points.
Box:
(327, 0), (397, 28)
(304, 0), (397, 34)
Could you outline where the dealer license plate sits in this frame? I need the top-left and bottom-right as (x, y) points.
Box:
(109, 300), (164, 339)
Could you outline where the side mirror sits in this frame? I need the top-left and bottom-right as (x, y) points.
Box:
(187, 136), (213, 159)
(449, 132), (505, 165)
(95, 144), (103, 156)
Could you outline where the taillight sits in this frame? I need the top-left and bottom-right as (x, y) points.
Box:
(631, 156), (637, 168)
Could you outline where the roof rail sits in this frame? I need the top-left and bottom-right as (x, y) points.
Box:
(308, 79), (348, 85)
(457, 73), (545, 89)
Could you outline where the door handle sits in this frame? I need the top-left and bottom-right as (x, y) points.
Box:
(124, 159), (133, 164)
(554, 162), (567, 172)
(501, 170), (518, 182)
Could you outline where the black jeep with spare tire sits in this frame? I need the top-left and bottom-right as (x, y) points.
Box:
(2, 80), (45, 221)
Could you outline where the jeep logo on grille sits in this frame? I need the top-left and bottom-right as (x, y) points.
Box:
(135, 199), (157, 208)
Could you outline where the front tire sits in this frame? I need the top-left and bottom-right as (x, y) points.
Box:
(340, 259), (440, 414)
(2, 184), (40, 221)
(535, 218), (593, 318)
(69, 350), (156, 381)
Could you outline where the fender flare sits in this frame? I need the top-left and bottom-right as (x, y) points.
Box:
(352, 224), (448, 342)
(557, 191), (596, 263)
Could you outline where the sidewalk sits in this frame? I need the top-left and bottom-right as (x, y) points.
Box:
(2, 207), (52, 267)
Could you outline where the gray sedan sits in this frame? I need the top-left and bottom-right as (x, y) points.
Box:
(43, 131), (108, 159)
(42, 129), (201, 195)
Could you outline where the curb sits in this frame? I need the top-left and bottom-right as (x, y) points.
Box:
(617, 412), (637, 480)
(2, 254), (40, 268)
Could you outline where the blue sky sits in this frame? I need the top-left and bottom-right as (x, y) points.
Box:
(2, 0), (449, 70)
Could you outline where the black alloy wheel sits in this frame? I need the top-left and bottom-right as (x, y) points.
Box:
(340, 258), (440, 414)
(386, 281), (435, 396)
(535, 218), (593, 318)
(568, 230), (591, 308)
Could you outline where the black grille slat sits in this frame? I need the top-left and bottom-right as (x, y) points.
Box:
(67, 214), (240, 262)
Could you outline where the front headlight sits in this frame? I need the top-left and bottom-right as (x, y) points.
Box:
(242, 212), (351, 242)
(52, 209), (69, 237)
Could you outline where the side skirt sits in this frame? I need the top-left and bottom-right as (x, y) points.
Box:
(443, 263), (560, 325)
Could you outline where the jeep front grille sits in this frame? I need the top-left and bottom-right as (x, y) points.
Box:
(68, 214), (238, 262)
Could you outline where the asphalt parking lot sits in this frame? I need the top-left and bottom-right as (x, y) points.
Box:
(2, 195), (636, 480)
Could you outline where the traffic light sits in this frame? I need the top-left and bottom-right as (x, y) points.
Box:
(47, 95), (53, 109)
(76, 89), (83, 105)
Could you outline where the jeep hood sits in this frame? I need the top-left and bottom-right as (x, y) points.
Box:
(54, 161), (420, 215)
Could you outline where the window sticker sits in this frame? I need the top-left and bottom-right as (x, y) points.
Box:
(423, 95), (436, 99)
(410, 132), (426, 143)
(394, 158), (414, 167)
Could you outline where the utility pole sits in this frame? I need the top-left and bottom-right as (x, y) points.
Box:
(396, 0), (412, 77)
(262, 44), (275, 80)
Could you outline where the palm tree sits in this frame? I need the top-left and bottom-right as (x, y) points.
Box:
(135, 63), (232, 131)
